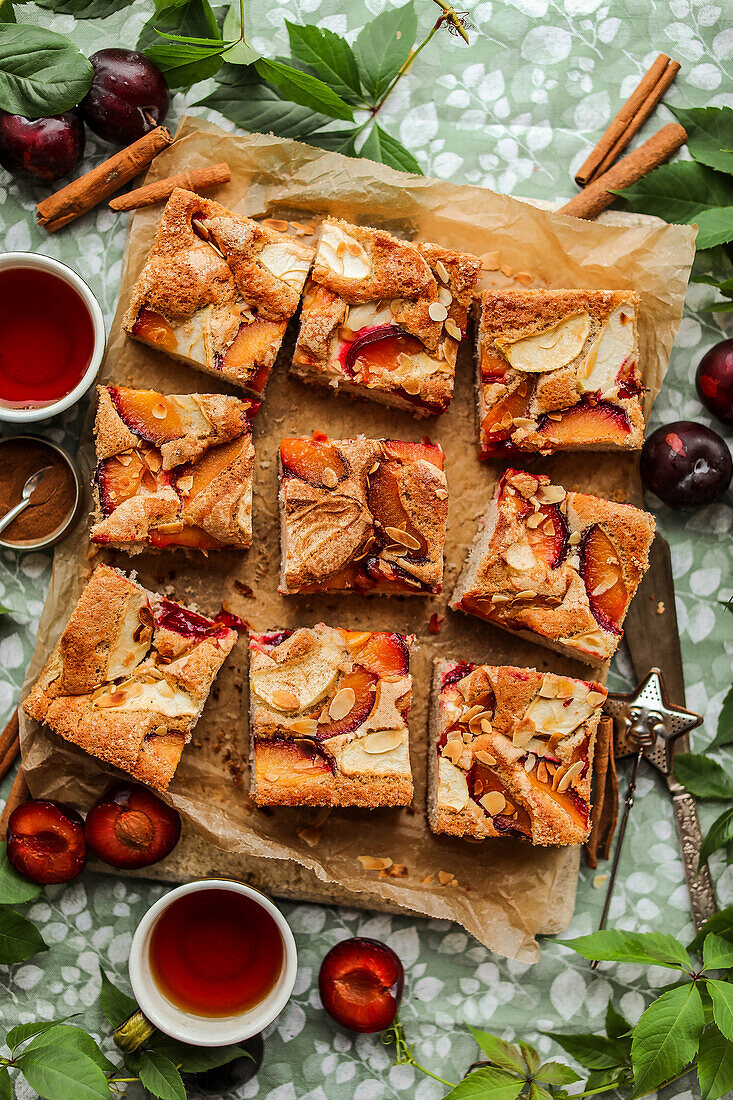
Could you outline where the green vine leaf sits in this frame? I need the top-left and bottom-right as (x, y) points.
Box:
(15, 1041), (110, 1100)
(197, 66), (333, 139)
(7, 1016), (78, 1053)
(145, 38), (230, 88)
(286, 21), (362, 104)
(467, 1027), (524, 1073)
(674, 754), (733, 800)
(697, 1023), (733, 1100)
(24, 1024), (115, 1073)
(535, 1061), (580, 1085)
(690, 908), (733, 956)
(630, 983), (704, 1097)
(139, 0), (223, 88)
(139, 1049), (187, 1100)
(614, 161), (733, 251)
(99, 968), (137, 1030)
(0, 0), (14, 22)
(0, 842), (41, 904)
(543, 1031), (628, 1070)
(707, 979), (733, 1041)
(700, 808), (733, 866)
(670, 106), (733, 175)
(703, 933), (733, 972)
(605, 999), (632, 1041)
(0, 907), (47, 964)
(35, 0), (130, 14)
(354, 0), (417, 104)
(0, 1067), (10, 1100)
(221, 1), (260, 65)
(443, 1066), (524, 1099)
(307, 128), (361, 155)
(147, 1034), (254, 1074)
(0, 23), (93, 117)
(254, 57), (354, 121)
(559, 929), (692, 970)
(360, 122), (422, 174)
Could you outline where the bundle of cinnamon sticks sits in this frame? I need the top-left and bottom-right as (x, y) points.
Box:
(560, 53), (684, 220)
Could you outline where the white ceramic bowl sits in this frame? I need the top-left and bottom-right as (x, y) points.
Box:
(0, 252), (106, 424)
(129, 879), (298, 1046)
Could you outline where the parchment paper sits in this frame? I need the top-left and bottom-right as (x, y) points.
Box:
(19, 120), (695, 962)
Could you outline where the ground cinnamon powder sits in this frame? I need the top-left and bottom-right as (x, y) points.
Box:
(0, 438), (76, 543)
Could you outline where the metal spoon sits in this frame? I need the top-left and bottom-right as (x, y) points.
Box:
(0, 467), (53, 536)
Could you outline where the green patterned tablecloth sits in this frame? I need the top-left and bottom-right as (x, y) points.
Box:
(1, 2), (732, 1097)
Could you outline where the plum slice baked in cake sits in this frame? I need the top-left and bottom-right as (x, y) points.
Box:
(24, 565), (237, 790)
(123, 188), (314, 396)
(91, 385), (257, 553)
(278, 434), (448, 595)
(429, 660), (607, 845)
(476, 289), (644, 457)
(249, 624), (413, 807)
(450, 469), (655, 666)
(291, 217), (482, 416)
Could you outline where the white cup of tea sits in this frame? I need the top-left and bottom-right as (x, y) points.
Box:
(128, 879), (298, 1046)
(0, 251), (106, 424)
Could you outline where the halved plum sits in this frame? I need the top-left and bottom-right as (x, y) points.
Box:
(7, 800), (86, 884)
(536, 399), (631, 447)
(132, 308), (178, 353)
(580, 524), (627, 634)
(526, 503), (568, 569)
(254, 737), (334, 792)
(316, 669), (377, 740)
(345, 631), (410, 677)
(97, 451), (156, 516)
(84, 783), (181, 870)
(319, 937), (403, 1033)
(176, 437), (248, 503)
(384, 439), (444, 471)
(367, 460), (428, 558)
(280, 437), (349, 486)
(109, 386), (184, 445)
(467, 761), (531, 839)
(342, 324), (424, 380)
(218, 318), (285, 378)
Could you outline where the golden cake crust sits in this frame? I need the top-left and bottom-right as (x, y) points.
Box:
(23, 564), (237, 790)
(450, 469), (655, 665)
(249, 624), (414, 807)
(429, 660), (606, 845)
(279, 437), (448, 594)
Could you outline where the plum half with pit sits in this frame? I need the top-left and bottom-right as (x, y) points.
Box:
(0, 111), (85, 182)
(84, 783), (181, 869)
(319, 937), (404, 1032)
(79, 49), (169, 145)
(696, 339), (733, 426)
(7, 800), (86, 884)
(640, 421), (732, 508)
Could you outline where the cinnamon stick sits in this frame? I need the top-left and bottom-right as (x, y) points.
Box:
(0, 708), (19, 785)
(592, 60), (680, 180)
(109, 162), (231, 212)
(559, 122), (687, 220)
(0, 767), (29, 840)
(37, 126), (174, 234)
(575, 53), (672, 186)
(585, 718), (619, 869)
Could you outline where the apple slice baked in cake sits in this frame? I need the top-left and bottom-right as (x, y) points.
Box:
(476, 288), (645, 458)
(429, 660), (607, 845)
(91, 385), (258, 553)
(450, 468), (655, 666)
(291, 217), (482, 417)
(24, 565), (237, 790)
(248, 624), (414, 807)
(123, 187), (314, 396)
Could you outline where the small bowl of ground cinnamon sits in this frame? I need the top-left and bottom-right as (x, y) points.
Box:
(0, 435), (81, 551)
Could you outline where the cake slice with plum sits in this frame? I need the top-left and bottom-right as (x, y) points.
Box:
(428, 660), (606, 845)
(24, 564), (237, 791)
(91, 385), (257, 553)
(249, 624), (414, 807)
(278, 433), (448, 595)
(123, 188), (314, 396)
(450, 469), (655, 666)
(476, 288), (645, 458)
(291, 217), (482, 417)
